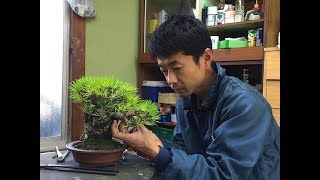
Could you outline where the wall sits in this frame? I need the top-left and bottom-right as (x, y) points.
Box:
(85, 0), (139, 86)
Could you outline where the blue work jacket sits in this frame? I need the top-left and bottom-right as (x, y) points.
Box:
(154, 63), (280, 180)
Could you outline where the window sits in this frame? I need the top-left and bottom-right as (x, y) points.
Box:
(40, 0), (70, 152)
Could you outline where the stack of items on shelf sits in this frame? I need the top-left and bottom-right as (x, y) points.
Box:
(159, 104), (171, 123)
(214, 28), (264, 49)
(141, 80), (178, 123)
(141, 80), (172, 121)
(158, 104), (177, 124)
(199, 0), (262, 26)
(247, 28), (264, 47)
(141, 80), (173, 102)
(141, 80), (177, 141)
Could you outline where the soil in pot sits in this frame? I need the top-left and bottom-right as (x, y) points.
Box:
(75, 137), (123, 150)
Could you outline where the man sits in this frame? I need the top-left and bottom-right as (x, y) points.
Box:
(112, 14), (280, 179)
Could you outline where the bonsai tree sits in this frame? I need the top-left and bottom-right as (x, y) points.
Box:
(69, 76), (159, 150)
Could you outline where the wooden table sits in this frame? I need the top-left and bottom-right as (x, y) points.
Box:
(40, 151), (155, 180)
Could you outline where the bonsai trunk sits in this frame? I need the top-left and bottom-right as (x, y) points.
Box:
(75, 113), (121, 150)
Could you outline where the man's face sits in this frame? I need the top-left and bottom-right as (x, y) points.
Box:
(157, 52), (210, 97)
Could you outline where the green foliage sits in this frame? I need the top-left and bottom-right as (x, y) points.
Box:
(69, 76), (137, 113)
(69, 76), (159, 138)
(122, 100), (159, 127)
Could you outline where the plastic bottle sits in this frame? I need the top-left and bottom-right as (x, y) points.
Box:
(201, 3), (209, 25)
(242, 68), (249, 84)
(210, 36), (219, 49)
(217, 9), (225, 24)
(235, 0), (244, 22)
(224, 4), (235, 24)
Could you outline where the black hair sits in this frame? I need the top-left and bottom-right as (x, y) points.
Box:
(148, 14), (212, 63)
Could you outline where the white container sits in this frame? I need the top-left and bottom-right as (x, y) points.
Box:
(171, 113), (177, 123)
(207, 6), (218, 26)
(217, 10), (225, 24)
(210, 36), (219, 49)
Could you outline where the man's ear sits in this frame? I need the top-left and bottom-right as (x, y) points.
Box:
(203, 48), (213, 65)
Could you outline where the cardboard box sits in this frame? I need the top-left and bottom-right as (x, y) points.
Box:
(158, 92), (179, 105)
(142, 81), (173, 102)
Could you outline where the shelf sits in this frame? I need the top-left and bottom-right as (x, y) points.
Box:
(145, 19), (265, 40)
(139, 46), (264, 64)
(213, 46), (264, 62)
(207, 19), (265, 36)
(217, 60), (262, 65)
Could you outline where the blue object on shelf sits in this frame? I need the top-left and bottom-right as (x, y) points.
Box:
(159, 114), (171, 122)
(142, 81), (174, 102)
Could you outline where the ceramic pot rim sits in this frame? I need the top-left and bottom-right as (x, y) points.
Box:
(66, 140), (126, 153)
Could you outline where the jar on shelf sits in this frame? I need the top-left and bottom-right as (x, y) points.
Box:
(224, 4), (235, 24)
(234, 0), (244, 22)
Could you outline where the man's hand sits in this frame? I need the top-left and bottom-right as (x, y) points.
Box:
(111, 120), (163, 160)
(118, 121), (129, 133)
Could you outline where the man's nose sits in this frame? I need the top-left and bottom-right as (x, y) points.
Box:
(167, 70), (178, 85)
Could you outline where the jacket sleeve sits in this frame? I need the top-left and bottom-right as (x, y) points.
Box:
(161, 122), (192, 154)
(160, 90), (276, 180)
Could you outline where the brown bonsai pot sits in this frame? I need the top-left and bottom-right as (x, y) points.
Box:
(66, 140), (126, 166)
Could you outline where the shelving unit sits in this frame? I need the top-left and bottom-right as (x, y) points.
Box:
(138, 0), (280, 95)
(207, 19), (264, 37)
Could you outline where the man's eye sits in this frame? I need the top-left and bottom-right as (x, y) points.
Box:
(174, 67), (181, 70)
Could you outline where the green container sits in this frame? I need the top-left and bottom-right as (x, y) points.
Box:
(146, 125), (174, 142)
(218, 40), (248, 49)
